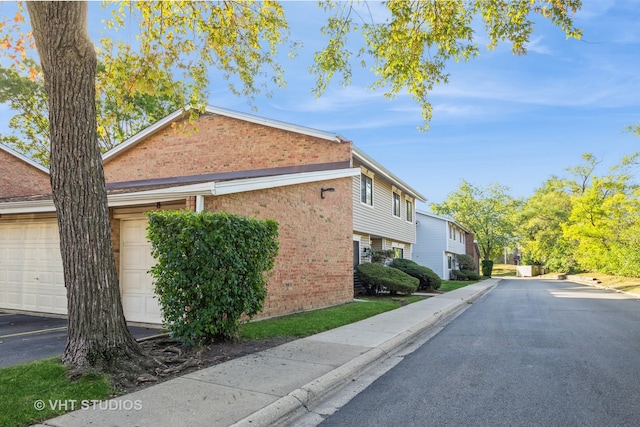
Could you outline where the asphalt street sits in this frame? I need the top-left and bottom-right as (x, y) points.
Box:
(0, 311), (162, 367)
(319, 279), (640, 426)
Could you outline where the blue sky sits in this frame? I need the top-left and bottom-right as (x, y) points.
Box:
(210, 1), (640, 208)
(2, 1), (640, 209)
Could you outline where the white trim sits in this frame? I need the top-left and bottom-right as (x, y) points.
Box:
(102, 106), (348, 163)
(392, 191), (401, 218)
(416, 209), (472, 234)
(211, 168), (359, 195)
(204, 106), (347, 142)
(359, 173), (374, 207)
(0, 143), (49, 174)
(0, 200), (56, 214)
(0, 168), (360, 215)
(352, 146), (426, 202)
(102, 109), (186, 162)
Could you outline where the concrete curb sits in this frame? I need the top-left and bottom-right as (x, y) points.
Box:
(231, 280), (500, 426)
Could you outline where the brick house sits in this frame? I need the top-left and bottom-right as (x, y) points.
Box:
(0, 143), (51, 197)
(0, 106), (424, 324)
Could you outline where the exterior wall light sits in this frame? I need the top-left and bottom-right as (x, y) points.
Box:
(321, 187), (335, 199)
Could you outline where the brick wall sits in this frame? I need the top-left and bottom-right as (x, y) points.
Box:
(103, 111), (355, 319)
(104, 113), (351, 182)
(465, 231), (480, 273)
(204, 177), (354, 318)
(0, 149), (51, 197)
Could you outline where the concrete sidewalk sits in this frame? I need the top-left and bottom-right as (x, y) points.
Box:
(36, 279), (500, 427)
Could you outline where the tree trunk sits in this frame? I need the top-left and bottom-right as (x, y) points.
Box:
(26, 1), (144, 370)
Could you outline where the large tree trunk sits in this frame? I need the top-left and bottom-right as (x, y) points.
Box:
(27, 1), (143, 370)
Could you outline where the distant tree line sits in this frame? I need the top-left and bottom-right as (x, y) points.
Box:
(433, 152), (640, 278)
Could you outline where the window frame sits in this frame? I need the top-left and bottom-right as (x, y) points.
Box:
(360, 174), (373, 206)
(392, 192), (401, 218)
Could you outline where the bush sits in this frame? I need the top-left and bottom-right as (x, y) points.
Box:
(481, 260), (494, 277)
(455, 254), (476, 271)
(451, 269), (481, 281)
(393, 258), (442, 290)
(356, 262), (419, 295)
(146, 210), (279, 345)
(370, 249), (395, 265)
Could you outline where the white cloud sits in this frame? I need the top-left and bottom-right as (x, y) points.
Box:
(526, 36), (553, 55)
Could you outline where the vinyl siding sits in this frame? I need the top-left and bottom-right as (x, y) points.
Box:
(414, 212), (448, 278)
(352, 163), (416, 245)
(414, 211), (471, 279)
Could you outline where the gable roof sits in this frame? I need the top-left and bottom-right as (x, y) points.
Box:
(102, 106), (349, 163)
(416, 209), (471, 234)
(0, 143), (49, 174)
(353, 146), (426, 202)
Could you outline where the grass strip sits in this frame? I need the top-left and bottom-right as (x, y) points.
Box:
(439, 280), (479, 292)
(240, 296), (419, 340)
(0, 358), (112, 427)
(1, 295), (423, 427)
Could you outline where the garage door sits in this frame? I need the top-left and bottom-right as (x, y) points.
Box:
(120, 219), (162, 324)
(0, 220), (67, 314)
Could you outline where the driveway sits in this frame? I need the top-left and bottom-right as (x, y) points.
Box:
(0, 311), (162, 368)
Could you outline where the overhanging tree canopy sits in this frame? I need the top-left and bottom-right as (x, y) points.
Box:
(0, 0), (584, 373)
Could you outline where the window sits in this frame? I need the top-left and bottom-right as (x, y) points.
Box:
(406, 200), (413, 222)
(360, 174), (373, 205)
(394, 247), (404, 259)
(393, 192), (401, 217)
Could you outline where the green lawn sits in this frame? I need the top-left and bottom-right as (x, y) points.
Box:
(0, 358), (112, 427)
(240, 295), (422, 339)
(1, 295), (421, 427)
(439, 280), (479, 292)
(491, 263), (517, 277)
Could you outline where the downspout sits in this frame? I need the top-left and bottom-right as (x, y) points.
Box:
(195, 195), (205, 212)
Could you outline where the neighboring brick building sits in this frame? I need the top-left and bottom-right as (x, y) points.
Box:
(102, 107), (356, 320)
(0, 106), (424, 324)
(0, 144), (51, 197)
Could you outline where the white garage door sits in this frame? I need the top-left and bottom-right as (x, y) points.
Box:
(0, 220), (67, 314)
(120, 219), (162, 324)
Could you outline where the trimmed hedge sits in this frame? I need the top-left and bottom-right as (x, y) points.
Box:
(393, 258), (442, 290)
(481, 260), (494, 277)
(146, 210), (279, 345)
(356, 262), (419, 295)
(454, 254), (476, 271)
(451, 269), (481, 281)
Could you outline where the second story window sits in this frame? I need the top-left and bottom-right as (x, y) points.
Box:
(361, 174), (373, 205)
(406, 200), (413, 222)
(393, 192), (401, 217)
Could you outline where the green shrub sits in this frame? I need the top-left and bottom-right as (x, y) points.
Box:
(451, 269), (481, 281)
(481, 260), (494, 277)
(393, 258), (442, 290)
(146, 210), (279, 345)
(455, 254), (476, 271)
(370, 249), (395, 265)
(356, 262), (419, 295)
